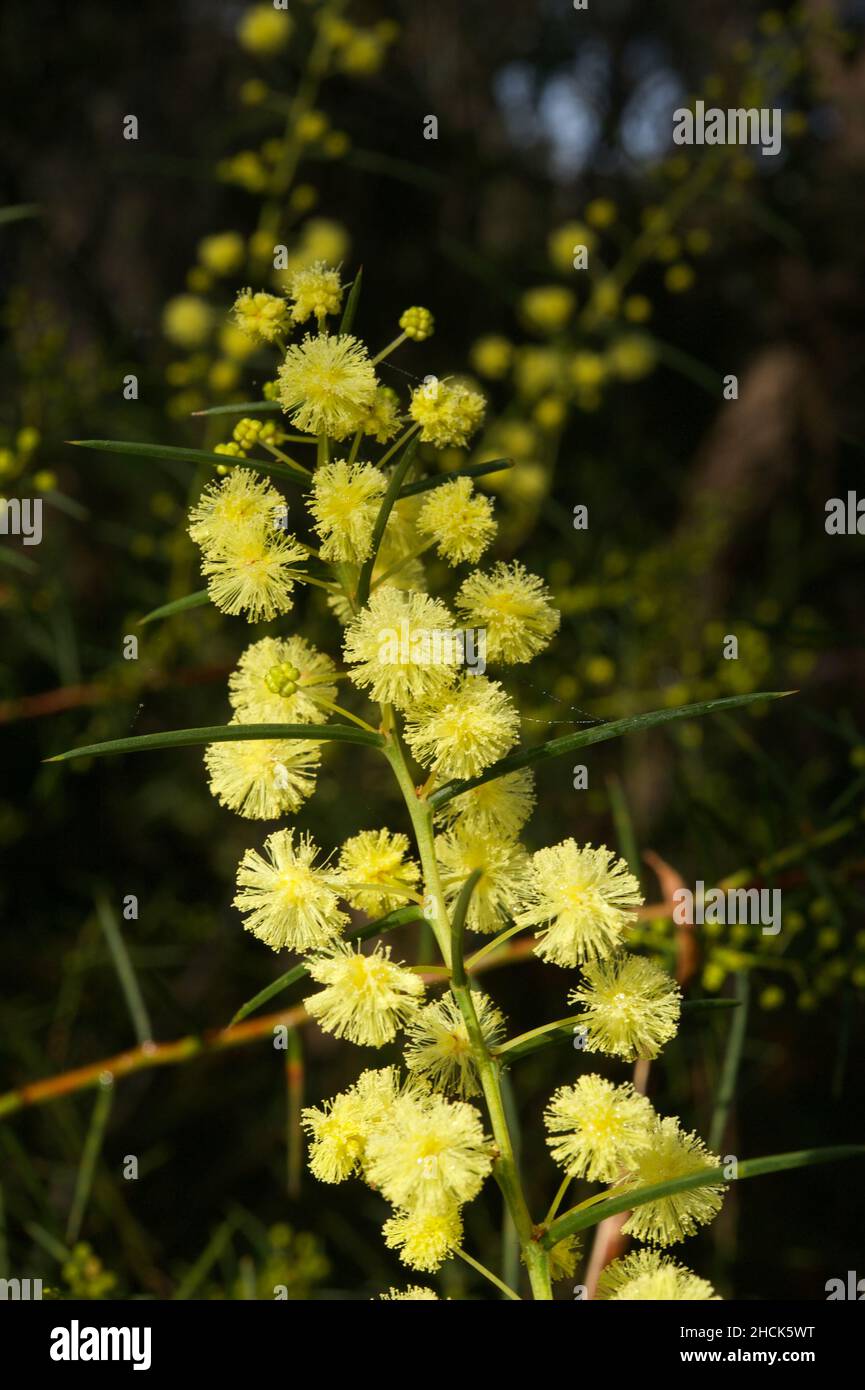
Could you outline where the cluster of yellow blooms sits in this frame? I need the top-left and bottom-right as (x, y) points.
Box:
(180, 261), (728, 1300)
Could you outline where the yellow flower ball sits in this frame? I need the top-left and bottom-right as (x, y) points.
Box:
(586, 198), (617, 228)
(162, 295), (213, 348)
(624, 294), (652, 323)
(548, 222), (597, 271)
(469, 335), (512, 379)
(198, 231), (245, 277)
(520, 285), (575, 334)
(237, 5), (293, 57)
(665, 263), (695, 293)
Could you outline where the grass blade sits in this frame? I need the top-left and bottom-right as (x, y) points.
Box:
(429, 692), (793, 811)
(398, 458), (513, 497)
(339, 267), (363, 334)
(66, 1079), (114, 1244)
(138, 590), (210, 625)
(68, 439), (308, 486)
(542, 1144), (865, 1247)
(94, 891), (153, 1046)
(46, 721), (385, 763)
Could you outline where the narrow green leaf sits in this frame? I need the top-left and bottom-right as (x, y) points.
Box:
(709, 971), (750, 1151)
(228, 906), (427, 1026)
(190, 401), (281, 417)
(430, 691), (793, 811)
(339, 267), (363, 334)
(542, 1144), (865, 1248)
(398, 458), (514, 498)
(451, 870), (483, 988)
(46, 722), (385, 763)
(139, 590), (210, 625)
(68, 439), (308, 486)
(356, 434), (420, 608)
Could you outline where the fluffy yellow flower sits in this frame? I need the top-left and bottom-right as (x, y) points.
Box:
(359, 386), (402, 443)
(201, 528), (309, 622)
(619, 1117), (726, 1246)
(188, 469), (285, 553)
(228, 635), (338, 725)
(302, 1067), (399, 1183)
(437, 768), (536, 840)
(378, 1285), (440, 1300)
(382, 1205), (462, 1273)
(308, 459), (387, 562)
(403, 676), (519, 781)
(403, 989), (505, 1098)
(204, 733), (320, 819)
(544, 1075), (655, 1182)
(233, 289), (291, 343)
(288, 260), (343, 324)
(343, 588), (460, 711)
(516, 841), (643, 967)
(365, 1091), (491, 1214)
(277, 333), (377, 438)
(336, 828), (420, 917)
(305, 942), (424, 1047)
(416, 477), (496, 565)
(437, 826), (527, 934)
(455, 561), (560, 664)
(568, 954), (681, 1060)
(597, 1250), (720, 1301)
(234, 829), (346, 952)
(549, 1235), (582, 1283)
(409, 379), (486, 448)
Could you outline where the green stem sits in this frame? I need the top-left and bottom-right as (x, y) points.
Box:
(383, 726), (451, 966)
(449, 879), (552, 1300)
(544, 1173), (573, 1225)
(383, 720), (551, 1299)
(456, 1248), (521, 1301)
(371, 331), (408, 366)
(307, 693), (379, 734)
